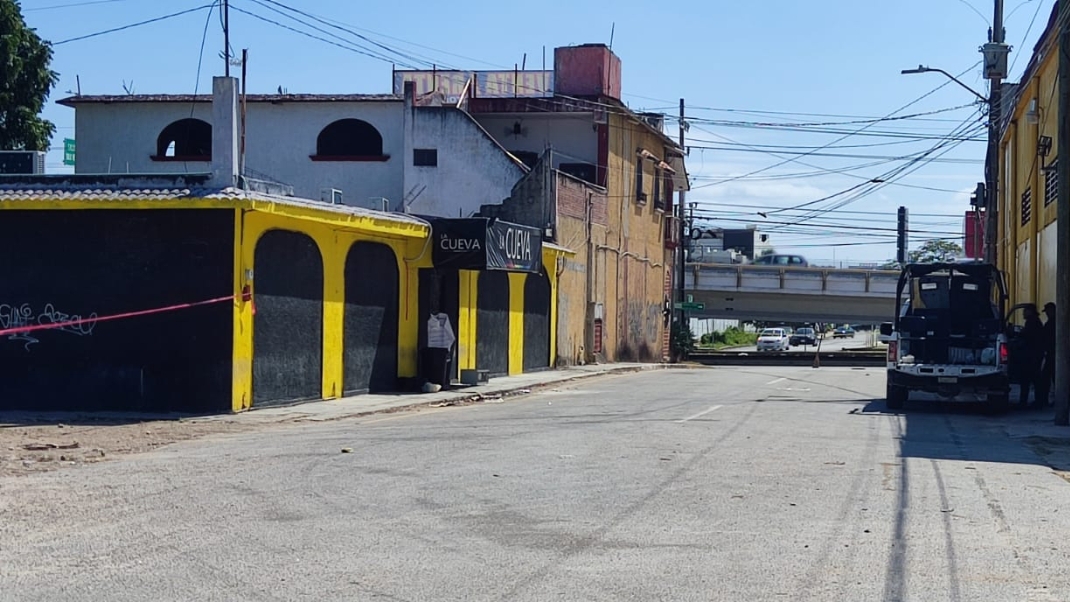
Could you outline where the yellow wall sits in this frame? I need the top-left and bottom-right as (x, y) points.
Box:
(999, 32), (1059, 313)
(602, 113), (674, 361)
(553, 213), (601, 366)
(542, 246), (568, 367)
(235, 211), (563, 408)
(233, 208), (430, 411)
(508, 272), (526, 375)
(457, 270), (479, 372)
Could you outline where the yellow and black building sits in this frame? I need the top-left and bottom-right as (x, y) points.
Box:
(0, 175), (567, 413)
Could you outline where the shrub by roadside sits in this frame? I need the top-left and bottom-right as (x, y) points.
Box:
(698, 327), (758, 350)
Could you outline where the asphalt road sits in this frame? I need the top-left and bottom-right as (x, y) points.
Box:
(3, 367), (1069, 601)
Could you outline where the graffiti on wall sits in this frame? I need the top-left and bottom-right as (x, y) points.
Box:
(621, 301), (662, 361)
(0, 302), (98, 351)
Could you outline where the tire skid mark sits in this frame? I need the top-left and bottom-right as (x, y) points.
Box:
(882, 414), (908, 602)
(930, 459), (963, 602)
(940, 415), (1059, 601)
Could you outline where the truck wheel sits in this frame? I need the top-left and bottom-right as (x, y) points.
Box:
(985, 392), (1010, 415)
(886, 384), (907, 410)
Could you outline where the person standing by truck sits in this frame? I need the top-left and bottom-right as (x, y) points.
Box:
(1037, 302), (1057, 407)
(1018, 304), (1045, 408)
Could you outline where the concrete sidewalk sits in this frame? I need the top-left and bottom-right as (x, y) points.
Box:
(994, 387), (1070, 471)
(200, 363), (675, 425)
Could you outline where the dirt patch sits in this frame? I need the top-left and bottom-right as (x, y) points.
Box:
(0, 418), (258, 477)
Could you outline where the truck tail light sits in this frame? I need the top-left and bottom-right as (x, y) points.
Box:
(887, 341), (898, 362)
(999, 342), (1008, 364)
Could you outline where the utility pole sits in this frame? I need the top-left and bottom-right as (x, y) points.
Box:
(240, 48), (248, 177)
(983, 0), (1005, 265)
(223, 0), (231, 77)
(1055, 0), (1070, 425)
(677, 99), (687, 329)
(897, 206), (909, 266)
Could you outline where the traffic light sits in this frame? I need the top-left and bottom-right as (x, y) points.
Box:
(896, 206), (909, 265)
(970, 182), (986, 207)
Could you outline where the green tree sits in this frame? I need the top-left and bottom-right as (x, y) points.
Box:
(0, 0), (58, 151)
(671, 320), (695, 361)
(908, 239), (963, 264)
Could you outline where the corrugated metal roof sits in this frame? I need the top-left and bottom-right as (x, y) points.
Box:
(57, 93), (401, 107)
(0, 183), (430, 228)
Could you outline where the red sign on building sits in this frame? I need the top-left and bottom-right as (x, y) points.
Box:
(964, 210), (985, 258)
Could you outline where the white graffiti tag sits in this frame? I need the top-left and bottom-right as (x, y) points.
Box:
(0, 302), (98, 352)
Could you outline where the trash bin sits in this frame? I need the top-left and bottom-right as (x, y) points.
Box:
(421, 346), (452, 390)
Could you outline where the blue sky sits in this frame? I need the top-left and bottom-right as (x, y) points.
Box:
(22, 0), (1055, 264)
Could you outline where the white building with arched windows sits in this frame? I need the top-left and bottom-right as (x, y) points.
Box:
(59, 90), (527, 217)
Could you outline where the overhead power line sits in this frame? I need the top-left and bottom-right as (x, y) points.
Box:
(241, 0), (435, 68)
(682, 103), (978, 129)
(686, 144), (984, 164)
(53, 4), (216, 45)
(226, 3), (416, 67)
(24, 0), (131, 11)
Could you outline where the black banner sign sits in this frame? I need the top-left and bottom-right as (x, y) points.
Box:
(429, 218), (543, 274)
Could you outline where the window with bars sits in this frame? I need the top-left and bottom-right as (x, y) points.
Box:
(1021, 188), (1032, 226)
(635, 156), (646, 204)
(1045, 159), (1058, 206)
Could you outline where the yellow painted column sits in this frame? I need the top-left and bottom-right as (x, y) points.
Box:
(396, 247), (421, 378)
(542, 252), (560, 369)
(1029, 78), (1041, 305)
(1008, 123), (1020, 309)
(508, 272), (526, 375)
(320, 231), (345, 400)
(232, 208), (254, 412)
(457, 270), (478, 370)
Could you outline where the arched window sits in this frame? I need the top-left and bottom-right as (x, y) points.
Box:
(311, 118), (388, 162)
(153, 118), (212, 161)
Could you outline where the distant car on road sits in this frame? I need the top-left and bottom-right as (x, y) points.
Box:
(752, 254), (809, 267)
(756, 328), (790, 351)
(789, 327), (817, 346)
(832, 326), (855, 339)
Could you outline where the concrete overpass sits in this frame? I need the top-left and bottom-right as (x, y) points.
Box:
(684, 264), (899, 323)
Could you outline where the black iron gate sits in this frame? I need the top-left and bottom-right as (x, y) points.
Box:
(477, 271), (510, 376)
(523, 271), (551, 371)
(252, 230), (323, 406)
(344, 242), (399, 394)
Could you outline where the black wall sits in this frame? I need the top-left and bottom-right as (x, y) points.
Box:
(477, 271), (510, 376)
(523, 272), (551, 371)
(253, 230), (323, 406)
(344, 242), (399, 394)
(0, 209), (233, 413)
(418, 269), (459, 382)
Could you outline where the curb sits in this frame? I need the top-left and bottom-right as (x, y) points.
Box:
(258, 364), (687, 425)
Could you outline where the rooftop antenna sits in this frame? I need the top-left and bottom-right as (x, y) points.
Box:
(64, 75), (82, 96)
(609, 22), (615, 49)
(521, 53), (527, 70)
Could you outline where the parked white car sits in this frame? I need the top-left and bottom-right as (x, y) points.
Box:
(756, 328), (790, 351)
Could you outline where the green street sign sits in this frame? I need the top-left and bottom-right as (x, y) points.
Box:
(675, 302), (705, 311)
(63, 138), (76, 166)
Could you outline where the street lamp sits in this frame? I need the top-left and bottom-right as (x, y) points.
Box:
(901, 64), (999, 266)
(900, 65), (988, 103)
